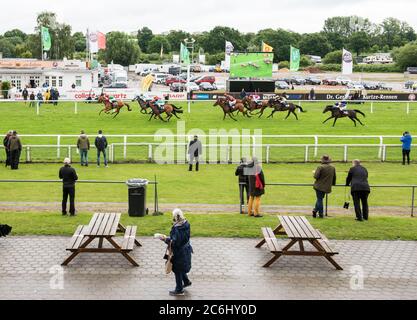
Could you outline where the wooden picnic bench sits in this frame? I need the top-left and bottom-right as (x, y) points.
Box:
(256, 215), (343, 270)
(62, 213), (142, 267)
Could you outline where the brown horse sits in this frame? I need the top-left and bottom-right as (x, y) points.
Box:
(98, 94), (132, 118)
(213, 98), (251, 121)
(147, 100), (183, 122)
(323, 105), (365, 127)
(132, 95), (150, 114)
(242, 96), (272, 114)
(267, 100), (306, 120)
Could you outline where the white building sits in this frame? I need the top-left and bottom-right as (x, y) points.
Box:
(0, 58), (98, 92)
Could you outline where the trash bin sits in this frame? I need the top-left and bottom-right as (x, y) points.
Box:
(126, 179), (149, 217)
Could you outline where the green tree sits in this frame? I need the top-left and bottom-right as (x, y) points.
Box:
(73, 32), (86, 52)
(298, 33), (332, 57)
(380, 18), (416, 49)
(0, 38), (15, 57)
(322, 50), (343, 64)
(105, 32), (141, 65)
(148, 35), (171, 54)
(137, 27), (154, 53)
(165, 30), (190, 53)
(253, 28), (301, 61)
(392, 41), (417, 70)
(4, 29), (27, 40)
(200, 26), (246, 54)
(347, 31), (370, 56)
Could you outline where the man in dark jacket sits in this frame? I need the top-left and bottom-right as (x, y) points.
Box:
(235, 157), (249, 213)
(3, 130), (12, 167)
(346, 160), (371, 221)
(29, 92), (36, 108)
(59, 158), (78, 216)
(313, 155), (336, 218)
(22, 88), (29, 103)
(95, 130), (108, 167)
(8, 131), (22, 170)
(188, 136), (202, 172)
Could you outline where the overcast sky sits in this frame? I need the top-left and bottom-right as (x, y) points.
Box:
(1, 0), (417, 34)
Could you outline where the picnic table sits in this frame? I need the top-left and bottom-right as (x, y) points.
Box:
(256, 215), (343, 270)
(62, 213), (142, 267)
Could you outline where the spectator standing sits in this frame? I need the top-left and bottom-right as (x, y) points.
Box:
(240, 88), (247, 99)
(309, 87), (316, 100)
(29, 92), (36, 108)
(22, 88), (28, 104)
(312, 155), (336, 218)
(247, 157), (265, 218)
(235, 157), (249, 213)
(346, 160), (371, 222)
(36, 91), (43, 106)
(3, 130), (13, 167)
(77, 130), (90, 166)
(95, 130), (108, 167)
(158, 209), (193, 296)
(401, 131), (412, 165)
(8, 131), (22, 170)
(188, 136), (202, 172)
(59, 158), (78, 216)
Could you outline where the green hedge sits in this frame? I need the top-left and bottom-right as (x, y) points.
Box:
(317, 63), (402, 73)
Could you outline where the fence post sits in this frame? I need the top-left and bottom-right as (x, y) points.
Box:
(412, 186), (415, 218)
(36, 102), (40, 115)
(123, 135), (127, 160)
(266, 145), (270, 164)
(74, 102), (78, 114)
(378, 136), (384, 159)
(407, 102), (410, 115)
(188, 100), (191, 114)
(314, 136), (318, 157)
(298, 101), (301, 113)
(370, 102), (374, 114)
(112, 144), (115, 163)
(57, 135), (61, 159)
(382, 145), (387, 162)
(305, 146), (309, 163)
(344, 145), (348, 163)
(148, 144), (153, 162)
(26, 146), (31, 162)
(68, 146), (71, 162)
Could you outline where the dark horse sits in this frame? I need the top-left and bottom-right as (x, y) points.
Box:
(323, 105), (366, 127)
(132, 95), (150, 114)
(266, 99), (306, 120)
(98, 94), (132, 118)
(213, 98), (251, 121)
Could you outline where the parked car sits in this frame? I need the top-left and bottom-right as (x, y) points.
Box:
(275, 80), (291, 89)
(170, 82), (186, 92)
(305, 77), (322, 85)
(190, 65), (202, 72)
(194, 75), (216, 85)
(377, 82), (393, 91)
(281, 78), (293, 85)
(165, 76), (186, 86)
(336, 77), (352, 86)
(407, 67), (417, 74)
(289, 77), (306, 85)
(152, 73), (169, 84)
(348, 82), (365, 90)
(322, 78), (339, 86)
(405, 81), (415, 89)
(187, 82), (200, 91)
(363, 82), (379, 90)
(199, 82), (216, 91)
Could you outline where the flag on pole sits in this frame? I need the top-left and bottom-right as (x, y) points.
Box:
(89, 31), (106, 53)
(262, 42), (273, 52)
(141, 74), (154, 92)
(224, 41), (234, 70)
(290, 46), (300, 72)
(180, 43), (190, 65)
(41, 27), (51, 51)
(160, 44), (164, 58)
(342, 48), (353, 75)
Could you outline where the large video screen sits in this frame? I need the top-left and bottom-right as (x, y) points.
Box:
(230, 52), (274, 78)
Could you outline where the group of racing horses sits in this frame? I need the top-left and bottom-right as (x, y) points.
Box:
(97, 93), (366, 127)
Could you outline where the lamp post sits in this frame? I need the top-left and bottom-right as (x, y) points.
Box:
(184, 38), (196, 112)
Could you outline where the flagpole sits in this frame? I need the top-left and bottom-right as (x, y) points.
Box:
(41, 27), (43, 61)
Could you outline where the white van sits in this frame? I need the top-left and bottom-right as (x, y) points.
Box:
(152, 73), (169, 84)
(111, 70), (128, 88)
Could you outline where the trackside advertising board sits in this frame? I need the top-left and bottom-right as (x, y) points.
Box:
(230, 52), (274, 78)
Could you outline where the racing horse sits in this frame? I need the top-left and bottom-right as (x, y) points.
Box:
(132, 95), (151, 114)
(147, 100), (183, 122)
(322, 105), (366, 127)
(98, 94), (132, 118)
(213, 97), (251, 121)
(267, 99), (306, 120)
(242, 96), (272, 114)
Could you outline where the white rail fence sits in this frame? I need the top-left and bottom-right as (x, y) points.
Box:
(0, 99), (416, 115)
(0, 134), (410, 163)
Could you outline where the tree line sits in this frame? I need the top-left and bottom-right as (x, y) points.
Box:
(0, 12), (416, 70)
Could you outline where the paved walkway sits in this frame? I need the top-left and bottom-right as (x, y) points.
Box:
(1, 236), (417, 300)
(0, 201), (412, 216)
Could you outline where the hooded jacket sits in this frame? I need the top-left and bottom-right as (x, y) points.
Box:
(77, 134), (90, 150)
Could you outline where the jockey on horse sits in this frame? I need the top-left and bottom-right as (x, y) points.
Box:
(224, 93), (237, 112)
(333, 100), (349, 115)
(150, 95), (166, 112)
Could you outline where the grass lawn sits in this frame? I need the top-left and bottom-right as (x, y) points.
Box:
(1, 212), (417, 240)
(0, 163), (416, 208)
